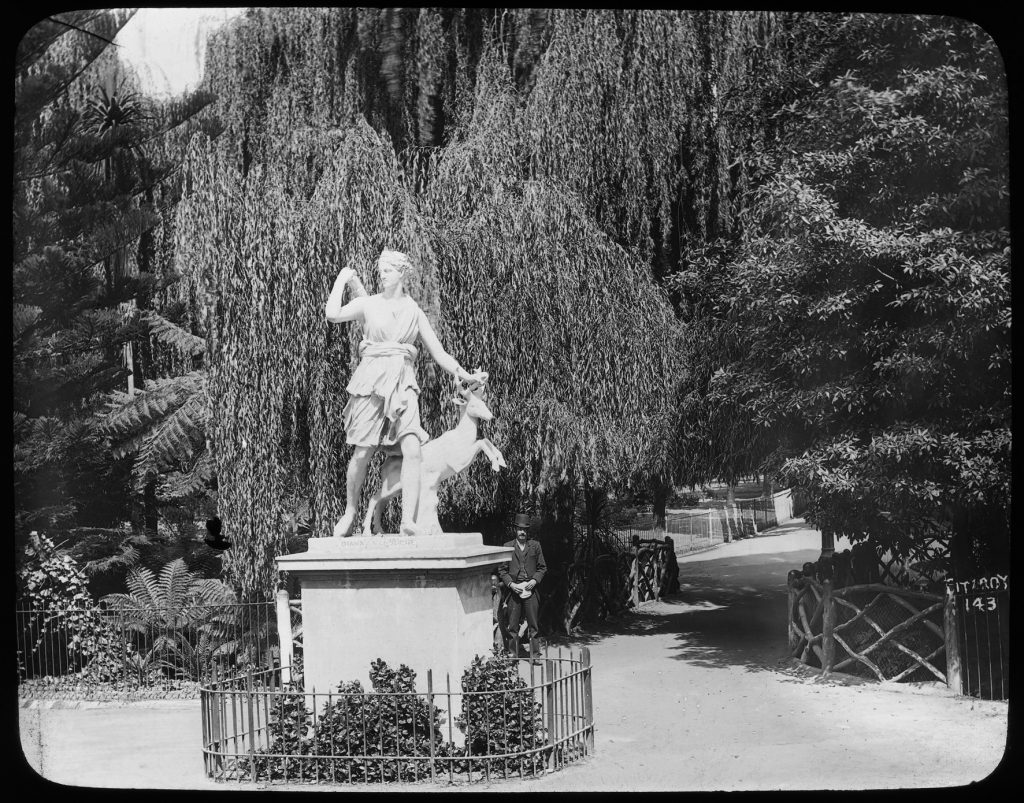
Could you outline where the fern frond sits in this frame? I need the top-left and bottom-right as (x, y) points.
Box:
(99, 593), (151, 633)
(100, 373), (200, 438)
(159, 558), (194, 611)
(188, 550), (224, 579)
(84, 543), (140, 576)
(160, 450), (216, 500)
(189, 578), (237, 605)
(14, 304), (41, 339)
(113, 429), (153, 461)
(140, 393), (207, 471)
(142, 309), (205, 357)
(125, 564), (163, 609)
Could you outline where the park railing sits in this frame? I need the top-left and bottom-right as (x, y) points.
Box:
(613, 509), (725, 553)
(200, 648), (594, 786)
(788, 577), (947, 684)
(792, 535), (1008, 702)
(945, 576), (1010, 701)
(612, 489), (796, 553)
(16, 596), (303, 699)
(786, 571), (1009, 701)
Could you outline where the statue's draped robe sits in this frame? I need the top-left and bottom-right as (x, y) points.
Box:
(343, 296), (430, 447)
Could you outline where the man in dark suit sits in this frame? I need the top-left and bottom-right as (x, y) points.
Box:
(499, 512), (547, 663)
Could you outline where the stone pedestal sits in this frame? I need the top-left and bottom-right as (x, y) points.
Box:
(276, 533), (512, 699)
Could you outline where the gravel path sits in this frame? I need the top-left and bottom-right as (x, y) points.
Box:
(18, 521), (1007, 791)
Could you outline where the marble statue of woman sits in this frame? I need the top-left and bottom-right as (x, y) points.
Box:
(325, 249), (488, 537)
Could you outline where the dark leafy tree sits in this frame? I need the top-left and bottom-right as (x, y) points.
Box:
(672, 14), (1009, 576)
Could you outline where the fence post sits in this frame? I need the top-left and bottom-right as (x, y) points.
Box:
(426, 669), (437, 782)
(629, 555), (639, 609)
(545, 659), (556, 770)
(821, 580), (835, 673)
(581, 647), (594, 753)
(943, 586), (963, 695)
(787, 582), (797, 652)
(275, 589), (293, 686)
(208, 662), (222, 776)
(245, 667), (257, 782)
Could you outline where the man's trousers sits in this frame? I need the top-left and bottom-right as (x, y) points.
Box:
(505, 591), (541, 659)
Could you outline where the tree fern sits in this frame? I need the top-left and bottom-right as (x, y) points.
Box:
(102, 557), (235, 624)
(160, 452), (216, 501)
(141, 309), (205, 357)
(136, 393), (207, 473)
(102, 372), (201, 438)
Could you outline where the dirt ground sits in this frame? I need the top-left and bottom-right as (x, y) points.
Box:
(18, 520), (1008, 791)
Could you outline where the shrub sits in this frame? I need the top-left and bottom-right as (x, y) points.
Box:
(311, 661), (449, 783)
(240, 660), (448, 783)
(668, 490), (701, 507)
(17, 531), (130, 682)
(237, 688), (317, 782)
(454, 650), (547, 777)
(238, 652), (548, 784)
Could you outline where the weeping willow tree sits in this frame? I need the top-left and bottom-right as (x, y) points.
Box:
(174, 8), (835, 599)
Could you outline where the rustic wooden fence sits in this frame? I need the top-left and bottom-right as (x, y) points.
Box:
(541, 542), (674, 636)
(793, 542), (1008, 701)
(787, 578), (950, 685)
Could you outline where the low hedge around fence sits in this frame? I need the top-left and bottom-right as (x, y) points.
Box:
(201, 648), (593, 786)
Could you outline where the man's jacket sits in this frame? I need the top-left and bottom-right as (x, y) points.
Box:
(499, 539), (547, 587)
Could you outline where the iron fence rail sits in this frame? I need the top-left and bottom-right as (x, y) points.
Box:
(201, 648), (594, 785)
(16, 600), (283, 693)
(952, 587), (1009, 701)
(611, 491), (795, 554)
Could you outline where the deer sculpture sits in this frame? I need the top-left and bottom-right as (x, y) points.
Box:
(361, 380), (507, 536)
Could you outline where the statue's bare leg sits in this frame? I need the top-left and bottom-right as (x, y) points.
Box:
(361, 456), (401, 535)
(398, 434), (422, 536)
(335, 445), (375, 537)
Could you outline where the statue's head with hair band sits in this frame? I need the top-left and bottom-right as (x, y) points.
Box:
(378, 248), (414, 277)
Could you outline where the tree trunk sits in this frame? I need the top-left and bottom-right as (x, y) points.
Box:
(651, 480), (670, 532)
(137, 179), (159, 538)
(144, 477), (159, 535)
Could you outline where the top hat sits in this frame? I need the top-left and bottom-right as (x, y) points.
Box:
(512, 512), (533, 531)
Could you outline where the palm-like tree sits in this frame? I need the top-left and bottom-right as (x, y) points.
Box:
(99, 311), (211, 502)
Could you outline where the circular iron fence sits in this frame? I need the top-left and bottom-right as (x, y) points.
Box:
(201, 647), (594, 785)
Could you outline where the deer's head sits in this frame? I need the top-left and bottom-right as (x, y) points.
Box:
(452, 380), (493, 422)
